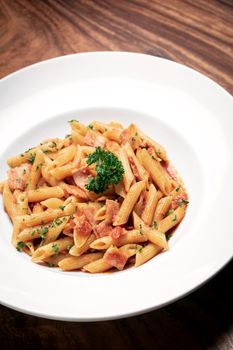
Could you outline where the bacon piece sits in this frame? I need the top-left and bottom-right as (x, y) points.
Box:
(105, 200), (119, 224)
(134, 189), (147, 216)
(72, 167), (94, 189)
(65, 184), (88, 200)
(74, 215), (92, 237)
(93, 221), (112, 238)
(128, 157), (140, 179)
(120, 124), (137, 144)
(171, 193), (188, 210)
(110, 226), (126, 240)
(7, 163), (31, 191)
(83, 207), (96, 225)
(166, 163), (178, 181)
(84, 130), (105, 148)
(103, 246), (128, 270)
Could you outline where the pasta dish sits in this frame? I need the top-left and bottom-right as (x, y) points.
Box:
(0, 120), (188, 273)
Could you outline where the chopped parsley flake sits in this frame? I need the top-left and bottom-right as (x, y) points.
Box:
(172, 214), (177, 222)
(16, 241), (26, 252)
(175, 186), (181, 192)
(152, 221), (157, 229)
(36, 163), (42, 171)
(139, 224), (143, 235)
(59, 205), (65, 211)
(87, 124), (94, 129)
(28, 153), (36, 164)
(52, 243), (59, 256)
(167, 233), (172, 241)
(47, 262), (55, 267)
(69, 119), (79, 123)
(178, 199), (189, 207)
(67, 244), (73, 251)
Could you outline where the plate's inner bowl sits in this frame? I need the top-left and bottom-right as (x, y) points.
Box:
(0, 107), (203, 276)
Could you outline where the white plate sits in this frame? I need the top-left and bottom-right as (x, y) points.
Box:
(0, 52), (232, 321)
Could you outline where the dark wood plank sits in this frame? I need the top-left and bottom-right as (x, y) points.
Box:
(0, 0), (232, 349)
(0, 0), (233, 92)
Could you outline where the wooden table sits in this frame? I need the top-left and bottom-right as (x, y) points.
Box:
(0, 0), (232, 349)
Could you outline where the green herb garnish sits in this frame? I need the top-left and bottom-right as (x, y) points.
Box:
(139, 224), (144, 235)
(87, 124), (94, 130)
(28, 153), (36, 164)
(172, 214), (177, 222)
(85, 147), (124, 194)
(152, 221), (157, 229)
(52, 243), (59, 256)
(16, 241), (26, 252)
(59, 205), (65, 211)
(178, 199), (189, 207)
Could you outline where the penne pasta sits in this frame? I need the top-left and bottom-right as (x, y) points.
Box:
(141, 184), (159, 225)
(1, 120), (188, 273)
(113, 181), (145, 225)
(58, 252), (103, 271)
(135, 243), (162, 267)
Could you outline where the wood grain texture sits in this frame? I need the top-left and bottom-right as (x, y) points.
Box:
(0, 0), (233, 349)
(0, 0), (233, 92)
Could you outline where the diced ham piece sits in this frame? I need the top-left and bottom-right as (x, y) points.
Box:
(93, 221), (112, 238)
(110, 226), (126, 240)
(134, 190), (147, 216)
(72, 167), (94, 189)
(84, 130), (105, 148)
(7, 163), (31, 191)
(74, 215), (92, 237)
(120, 124), (137, 144)
(128, 157), (140, 179)
(166, 163), (178, 181)
(105, 200), (119, 224)
(103, 246), (128, 270)
(63, 219), (76, 235)
(83, 207), (96, 225)
(65, 184), (88, 200)
(171, 193), (188, 210)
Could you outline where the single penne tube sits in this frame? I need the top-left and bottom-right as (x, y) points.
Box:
(51, 145), (76, 168)
(135, 243), (162, 267)
(135, 125), (168, 161)
(146, 229), (168, 250)
(71, 129), (85, 145)
(69, 120), (87, 135)
(58, 252), (103, 271)
(43, 216), (69, 244)
(119, 147), (135, 192)
(41, 198), (65, 209)
(113, 181), (146, 225)
(125, 142), (149, 182)
(27, 186), (64, 202)
(90, 230), (147, 250)
(132, 211), (168, 250)
(27, 150), (44, 190)
(11, 217), (22, 246)
(119, 243), (143, 259)
(108, 120), (124, 129)
(32, 237), (73, 262)
(103, 128), (122, 142)
(139, 149), (172, 195)
(15, 192), (29, 216)
(44, 252), (69, 267)
(158, 206), (186, 233)
(69, 234), (96, 256)
(141, 184), (159, 225)
(80, 146), (96, 155)
(91, 120), (109, 133)
(3, 183), (16, 220)
(154, 196), (172, 222)
(90, 236), (113, 250)
(50, 163), (76, 181)
(17, 201), (76, 227)
(94, 205), (106, 221)
(41, 164), (58, 186)
(83, 258), (112, 273)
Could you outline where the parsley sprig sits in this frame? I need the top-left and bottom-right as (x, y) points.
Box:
(85, 147), (124, 194)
